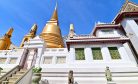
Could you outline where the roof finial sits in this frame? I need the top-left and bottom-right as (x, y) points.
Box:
(126, 0), (129, 3)
(5, 28), (14, 38)
(50, 1), (58, 21)
(70, 24), (74, 30)
(68, 24), (76, 38)
(55, 0), (58, 10)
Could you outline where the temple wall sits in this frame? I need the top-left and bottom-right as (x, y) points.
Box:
(121, 18), (138, 54)
(38, 43), (137, 69)
(69, 43), (137, 68)
(0, 49), (25, 68)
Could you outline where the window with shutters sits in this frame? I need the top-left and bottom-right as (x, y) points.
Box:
(108, 47), (121, 59)
(9, 58), (17, 64)
(56, 57), (66, 64)
(43, 57), (53, 64)
(0, 58), (6, 64)
(92, 47), (103, 60)
(75, 48), (85, 60)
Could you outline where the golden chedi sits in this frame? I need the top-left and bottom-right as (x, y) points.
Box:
(20, 24), (37, 47)
(40, 5), (64, 48)
(0, 28), (13, 50)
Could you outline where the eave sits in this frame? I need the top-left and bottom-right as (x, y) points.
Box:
(66, 37), (129, 44)
(92, 24), (121, 36)
(114, 12), (138, 24)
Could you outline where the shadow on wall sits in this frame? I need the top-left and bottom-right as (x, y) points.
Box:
(74, 82), (78, 84)
(40, 79), (79, 84)
(40, 79), (49, 84)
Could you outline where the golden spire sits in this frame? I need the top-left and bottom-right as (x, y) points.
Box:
(50, 3), (58, 21)
(5, 28), (14, 38)
(0, 28), (13, 50)
(29, 24), (37, 37)
(41, 3), (64, 48)
(20, 24), (37, 47)
(126, 0), (129, 3)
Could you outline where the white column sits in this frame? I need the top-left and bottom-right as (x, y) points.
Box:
(52, 56), (56, 64)
(6, 57), (10, 64)
(123, 42), (137, 65)
(27, 49), (34, 69)
(85, 47), (92, 63)
(69, 47), (75, 64)
(101, 45), (111, 62)
(121, 19), (138, 54)
(117, 45), (129, 62)
(35, 48), (43, 67)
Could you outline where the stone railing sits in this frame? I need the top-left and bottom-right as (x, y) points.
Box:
(45, 48), (68, 53)
(15, 66), (34, 84)
(72, 34), (95, 39)
(0, 65), (20, 83)
(0, 48), (26, 68)
(40, 48), (68, 65)
(0, 48), (24, 56)
(66, 34), (128, 40)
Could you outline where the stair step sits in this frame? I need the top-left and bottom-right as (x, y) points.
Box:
(0, 72), (6, 75)
(0, 68), (29, 84)
(1, 68), (28, 84)
(1, 68), (11, 73)
(0, 73), (6, 78)
(8, 77), (18, 82)
(8, 81), (15, 84)
(7, 69), (28, 83)
(2, 80), (9, 84)
(16, 71), (25, 74)
(20, 69), (27, 72)
(12, 74), (23, 78)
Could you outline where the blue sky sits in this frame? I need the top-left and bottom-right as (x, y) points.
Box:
(0, 0), (138, 46)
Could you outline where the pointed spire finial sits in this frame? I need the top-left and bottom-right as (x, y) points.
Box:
(68, 24), (76, 38)
(50, 2), (58, 21)
(30, 24), (37, 31)
(55, 1), (58, 10)
(70, 24), (74, 30)
(126, 0), (129, 2)
(5, 28), (14, 38)
(29, 24), (37, 35)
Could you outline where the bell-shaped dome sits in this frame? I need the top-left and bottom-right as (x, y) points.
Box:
(41, 4), (64, 48)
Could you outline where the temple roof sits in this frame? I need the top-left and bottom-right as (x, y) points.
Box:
(113, 0), (138, 24)
(120, 0), (138, 13)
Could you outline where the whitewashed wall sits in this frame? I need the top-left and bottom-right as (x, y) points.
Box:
(68, 43), (137, 68)
(0, 49), (24, 68)
(39, 48), (69, 68)
(121, 18), (138, 54)
(38, 43), (137, 69)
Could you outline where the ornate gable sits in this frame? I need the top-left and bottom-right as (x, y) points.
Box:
(120, 0), (138, 12)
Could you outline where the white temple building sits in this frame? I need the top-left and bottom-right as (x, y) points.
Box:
(0, 0), (138, 84)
